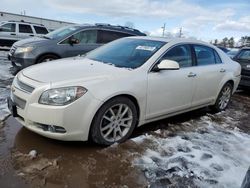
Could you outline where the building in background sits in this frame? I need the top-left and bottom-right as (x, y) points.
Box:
(0, 11), (74, 31)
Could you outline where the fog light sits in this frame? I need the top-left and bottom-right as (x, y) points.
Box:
(37, 123), (66, 133)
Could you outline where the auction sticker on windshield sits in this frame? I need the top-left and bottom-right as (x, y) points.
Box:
(136, 46), (156, 51)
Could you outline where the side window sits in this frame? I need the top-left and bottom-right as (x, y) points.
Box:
(97, 30), (132, 44)
(19, 24), (33, 33)
(61, 30), (97, 44)
(0, 23), (16, 32)
(161, 44), (192, 68)
(33, 26), (48, 34)
(238, 50), (250, 61)
(214, 50), (223, 64)
(194, 45), (216, 66)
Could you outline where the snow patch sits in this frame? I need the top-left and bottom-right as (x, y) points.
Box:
(133, 113), (250, 187)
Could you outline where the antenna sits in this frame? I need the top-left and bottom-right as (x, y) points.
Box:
(162, 23), (166, 37)
(179, 27), (183, 38)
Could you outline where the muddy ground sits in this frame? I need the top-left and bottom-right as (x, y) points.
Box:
(0, 50), (250, 188)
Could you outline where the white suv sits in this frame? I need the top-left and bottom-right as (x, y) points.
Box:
(0, 20), (49, 48)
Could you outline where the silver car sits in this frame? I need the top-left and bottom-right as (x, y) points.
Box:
(0, 20), (48, 48)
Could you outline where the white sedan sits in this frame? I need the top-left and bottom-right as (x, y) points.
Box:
(8, 37), (241, 145)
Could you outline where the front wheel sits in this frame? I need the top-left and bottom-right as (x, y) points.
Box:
(36, 54), (59, 63)
(211, 82), (233, 112)
(90, 97), (138, 145)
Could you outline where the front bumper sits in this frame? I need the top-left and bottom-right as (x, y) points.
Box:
(8, 74), (102, 141)
(239, 75), (250, 88)
(8, 53), (36, 68)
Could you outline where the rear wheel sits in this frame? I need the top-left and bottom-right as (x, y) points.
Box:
(37, 54), (59, 63)
(90, 97), (138, 145)
(211, 82), (233, 112)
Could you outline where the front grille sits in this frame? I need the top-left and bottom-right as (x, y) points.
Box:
(13, 94), (26, 109)
(242, 68), (250, 77)
(16, 77), (35, 93)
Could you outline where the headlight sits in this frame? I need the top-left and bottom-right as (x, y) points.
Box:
(15, 47), (34, 54)
(39, 86), (87, 106)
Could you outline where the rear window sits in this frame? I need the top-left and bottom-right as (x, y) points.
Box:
(194, 45), (216, 66)
(19, 24), (33, 33)
(34, 26), (48, 34)
(98, 30), (133, 43)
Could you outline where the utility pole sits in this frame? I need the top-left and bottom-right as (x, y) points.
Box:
(179, 27), (183, 38)
(162, 23), (166, 37)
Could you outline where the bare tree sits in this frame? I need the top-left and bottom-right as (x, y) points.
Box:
(124, 21), (135, 29)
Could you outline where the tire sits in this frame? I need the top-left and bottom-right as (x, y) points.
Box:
(211, 82), (233, 112)
(36, 54), (59, 64)
(90, 96), (138, 145)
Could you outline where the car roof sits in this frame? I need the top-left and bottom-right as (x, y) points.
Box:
(70, 23), (146, 36)
(241, 47), (250, 50)
(5, 20), (46, 27)
(128, 36), (216, 47)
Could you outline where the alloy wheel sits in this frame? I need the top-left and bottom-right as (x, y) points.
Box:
(218, 85), (232, 110)
(100, 103), (133, 142)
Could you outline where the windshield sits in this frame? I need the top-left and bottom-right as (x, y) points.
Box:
(227, 50), (238, 56)
(45, 25), (80, 39)
(86, 38), (166, 69)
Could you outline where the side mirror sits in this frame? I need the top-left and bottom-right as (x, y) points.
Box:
(69, 37), (79, 45)
(153, 59), (180, 72)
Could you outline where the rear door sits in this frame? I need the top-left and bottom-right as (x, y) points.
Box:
(18, 24), (35, 39)
(0, 23), (18, 47)
(191, 44), (226, 106)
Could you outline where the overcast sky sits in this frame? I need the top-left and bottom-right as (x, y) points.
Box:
(1, 0), (250, 41)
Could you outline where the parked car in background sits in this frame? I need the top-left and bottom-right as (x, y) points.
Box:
(8, 24), (146, 69)
(227, 49), (239, 59)
(217, 46), (229, 53)
(233, 47), (250, 89)
(8, 37), (241, 145)
(0, 20), (48, 48)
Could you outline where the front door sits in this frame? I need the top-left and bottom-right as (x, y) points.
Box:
(146, 44), (195, 120)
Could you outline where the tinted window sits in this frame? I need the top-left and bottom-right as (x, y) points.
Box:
(214, 50), (222, 64)
(86, 38), (165, 69)
(194, 45), (216, 66)
(98, 30), (132, 43)
(61, 30), (97, 44)
(161, 45), (192, 68)
(238, 50), (250, 61)
(19, 24), (33, 33)
(0, 23), (15, 32)
(34, 26), (48, 34)
(45, 25), (80, 39)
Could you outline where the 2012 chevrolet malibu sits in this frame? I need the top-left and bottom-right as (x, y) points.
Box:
(8, 37), (241, 145)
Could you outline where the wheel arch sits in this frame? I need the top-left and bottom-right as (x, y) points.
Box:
(35, 53), (61, 64)
(88, 93), (141, 140)
(215, 79), (235, 103)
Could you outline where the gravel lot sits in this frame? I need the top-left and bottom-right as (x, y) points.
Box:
(0, 50), (250, 188)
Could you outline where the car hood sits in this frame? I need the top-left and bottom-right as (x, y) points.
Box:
(14, 37), (51, 47)
(22, 57), (132, 83)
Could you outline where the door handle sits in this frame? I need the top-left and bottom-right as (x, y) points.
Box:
(29, 34), (34, 36)
(220, 68), (226, 73)
(10, 33), (16, 35)
(188, 72), (197, 77)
